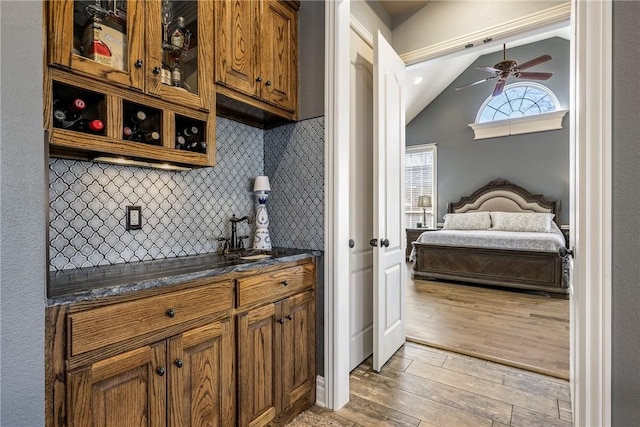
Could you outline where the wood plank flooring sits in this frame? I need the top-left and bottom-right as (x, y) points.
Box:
(306, 342), (573, 427)
(405, 265), (570, 379)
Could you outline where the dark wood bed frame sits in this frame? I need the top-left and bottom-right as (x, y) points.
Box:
(412, 179), (568, 297)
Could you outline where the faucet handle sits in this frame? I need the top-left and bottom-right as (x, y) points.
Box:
(217, 236), (229, 254)
(238, 235), (250, 249)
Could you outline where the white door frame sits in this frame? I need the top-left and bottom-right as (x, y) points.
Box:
(323, 1), (612, 425)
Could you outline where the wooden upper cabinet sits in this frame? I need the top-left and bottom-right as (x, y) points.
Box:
(46, 0), (212, 110)
(215, 0), (260, 98)
(215, 0), (299, 121)
(260, 0), (297, 112)
(44, 0), (217, 168)
(47, 0), (145, 91)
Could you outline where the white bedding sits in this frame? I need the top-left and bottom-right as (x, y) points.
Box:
(409, 223), (566, 262)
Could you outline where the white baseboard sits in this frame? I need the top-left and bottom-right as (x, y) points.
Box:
(315, 375), (326, 408)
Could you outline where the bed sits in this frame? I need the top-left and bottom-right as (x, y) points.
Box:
(410, 179), (569, 297)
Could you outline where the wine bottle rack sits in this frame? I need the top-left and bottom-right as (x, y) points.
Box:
(52, 82), (106, 136)
(122, 101), (163, 147)
(175, 115), (207, 154)
(44, 0), (216, 169)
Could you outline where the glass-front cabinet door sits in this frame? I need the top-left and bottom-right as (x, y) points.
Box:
(47, 0), (145, 90)
(145, 0), (213, 110)
(47, 0), (212, 111)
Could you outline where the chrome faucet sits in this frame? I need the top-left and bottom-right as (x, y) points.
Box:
(229, 214), (251, 250)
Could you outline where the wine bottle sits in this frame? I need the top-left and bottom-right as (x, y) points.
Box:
(161, 61), (172, 86)
(73, 118), (104, 134)
(182, 126), (198, 138)
(171, 62), (181, 87)
(123, 111), (147, 138)
(53, 98), (86, 126)
(85, 16), (112, 66)
(170, 17), (186, 50)
(131, 131), (160, 143)
(129, 110), (147, 128)
(122, 126), (134, 139)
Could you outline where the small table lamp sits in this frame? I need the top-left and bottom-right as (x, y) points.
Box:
(417, 196), (432, 228)
(253, 176), (272, 250)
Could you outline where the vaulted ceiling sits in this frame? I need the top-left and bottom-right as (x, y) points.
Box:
(369, 1), (571, 124)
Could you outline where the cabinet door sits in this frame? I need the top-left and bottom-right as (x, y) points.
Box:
(259, 0), (297, 112)
(47, 0), (145, 91)
(280, 291), (315, 410)
(67, 343), (166, 427)
(146, 0), (214, 110)
(237, 303), (279, 427)
(167, 319), (235, 427)
(215, 0), (260, 98)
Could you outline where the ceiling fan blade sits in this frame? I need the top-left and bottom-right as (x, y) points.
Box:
(515, 71), (553, 80)
(455, 76), (497, 90)
(517, 54), (552, 71)
(492, 79), (506, 97)
(476, 66), (500, 73)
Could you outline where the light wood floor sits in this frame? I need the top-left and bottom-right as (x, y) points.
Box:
(406, 265), (570, 380)
(308, 342), (572, 426)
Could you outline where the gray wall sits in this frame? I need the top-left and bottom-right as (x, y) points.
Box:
(612, 2), (640, 425)
(406, 37), (570, 225)
(0, 1), (46, 426)
(298, 0), (325, 120)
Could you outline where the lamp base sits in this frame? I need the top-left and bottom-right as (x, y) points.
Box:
(253, 193), (271, 250)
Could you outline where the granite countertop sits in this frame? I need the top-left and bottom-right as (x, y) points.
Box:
(47, 248), (321, 306)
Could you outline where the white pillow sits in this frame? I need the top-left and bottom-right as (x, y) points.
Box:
(442, 212), (492, 230)
(490, 212), (555, 232)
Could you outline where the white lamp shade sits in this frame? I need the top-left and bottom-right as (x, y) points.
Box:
(417, 196), (432, 207)
(254, 176), (271, 192)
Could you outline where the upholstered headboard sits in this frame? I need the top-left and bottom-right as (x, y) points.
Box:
(448, 178), (559, 224)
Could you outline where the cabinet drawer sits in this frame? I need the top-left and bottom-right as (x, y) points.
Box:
(237, 263), (315, 308)
(68, 280), (233, 357)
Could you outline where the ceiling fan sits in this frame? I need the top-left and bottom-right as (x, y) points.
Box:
(456, 44), (553, 97)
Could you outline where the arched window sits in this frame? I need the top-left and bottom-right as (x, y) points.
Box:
(469, 82), (568, 139)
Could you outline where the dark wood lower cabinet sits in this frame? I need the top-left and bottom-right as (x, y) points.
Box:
(66, 319), (233, 427)
(67, 343), (166, 427)
(46, 259), (316, 427)
(168, 320), (235, 427)
(238, 290), (316, 427)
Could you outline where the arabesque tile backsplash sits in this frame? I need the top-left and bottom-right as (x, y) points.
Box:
(49, 116), (324, 271)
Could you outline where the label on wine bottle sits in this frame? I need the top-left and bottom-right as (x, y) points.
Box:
(82, 19), (126, 70)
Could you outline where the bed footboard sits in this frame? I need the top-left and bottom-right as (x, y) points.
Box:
(412, 243), (567, 297)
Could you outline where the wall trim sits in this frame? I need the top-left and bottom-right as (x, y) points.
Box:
(571, 0), (612, 425)
(324, 0), (351, 411)
(400, 3), (572, 66)
(315, 376), (326, 408)
(350, 14), (373, 48)
(469, 110), (569, 140)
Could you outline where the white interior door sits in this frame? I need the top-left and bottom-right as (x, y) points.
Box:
(372, 31), (406, 372)
(348, 28), (374, 372)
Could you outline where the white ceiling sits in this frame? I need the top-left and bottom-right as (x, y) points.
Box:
(404, 26), (572, 124)
(378, 0), (429, 20)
